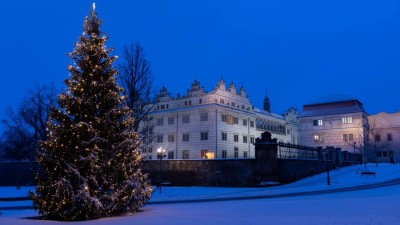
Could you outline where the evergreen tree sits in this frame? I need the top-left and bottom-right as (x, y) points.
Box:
(32, 5), (152, 221)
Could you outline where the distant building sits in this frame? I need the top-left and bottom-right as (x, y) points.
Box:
(139, 79), (298, 160)
(368, 112), (400, 163)
(298, 95), (368, 154)
(298, 95), (400, 163)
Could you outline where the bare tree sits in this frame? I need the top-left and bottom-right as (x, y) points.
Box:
(349, 118), (391, 167)
(0, 83), (57, 161)
(18, 83), (57, 141)
(118, 42), (154, 146)
(364, 118), (391, 164)
(0, 107), (36, 161)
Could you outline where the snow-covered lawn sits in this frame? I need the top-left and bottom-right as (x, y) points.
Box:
(1, 163), (400, 224)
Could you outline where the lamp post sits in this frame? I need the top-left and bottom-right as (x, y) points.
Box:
(326, 148), (331, 186)
(157, 147), (165, 193)
(353, 142), (356, 162)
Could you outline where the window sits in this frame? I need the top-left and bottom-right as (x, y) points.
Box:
(243, 135), (248, 143)
(182, 115), (190, 123)
(342, 117), (353, 124)
(201, 113), (208, 121)
(313, 134), (323, 142)
(234, 117), (239, 124)
(234, 147), (239, 158)
(243, 119), (248, 126)
(168, 134), (175, 142)
(250, 121), (255, 128)
(250, 136), (255, 144)
(168, 117), (175, 125)
(231, 102), (236, 107)
(343, 134), (353, 142)
(375, 134), (381, 142)
(182, 133), (190, 142)
(234, 134), (239, 142)
(221, 132), (227, 141)
(201, 132), (208, 140)
(168, 151), (174, 159)
(201, 150), (214, 159)
(157, 134), (163, 143)
(182, 150), (189, 159)
(199, 99), (202, 104)
(243, 151), (248, 158)
(161, 105), (165, 110)
(287, 129), (291, 135)
(148, 147), (152, 153)
(387, 133), (393, 141)
(157, 118), (164, 126)
(313, 119), (323, 126)
(142, 148), (146, 153)
(185, 100), (192, 106)
(220, 99), (225, 104)
(222, 150), (227, 158)
(221, 114), (227, 122)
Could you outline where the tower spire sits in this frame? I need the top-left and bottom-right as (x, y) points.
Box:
(263, 91), (271, 113)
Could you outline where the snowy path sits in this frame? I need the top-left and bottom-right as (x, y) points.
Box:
(1, 163), (400, 225)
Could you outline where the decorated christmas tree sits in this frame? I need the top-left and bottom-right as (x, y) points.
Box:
(31, 4), (152, 221)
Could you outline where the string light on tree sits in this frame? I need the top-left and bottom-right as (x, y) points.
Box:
(31, 4), (152, 221)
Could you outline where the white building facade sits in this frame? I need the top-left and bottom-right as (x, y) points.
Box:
(140, 79), (298, 160)
(298, 95), (369, 153)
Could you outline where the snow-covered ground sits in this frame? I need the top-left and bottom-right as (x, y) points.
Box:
(1, 163), (400, 224)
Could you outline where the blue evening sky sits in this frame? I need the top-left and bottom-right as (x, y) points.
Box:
(1, 0), (399, 119)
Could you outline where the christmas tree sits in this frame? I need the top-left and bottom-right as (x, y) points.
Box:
(31, 4), (152, 221)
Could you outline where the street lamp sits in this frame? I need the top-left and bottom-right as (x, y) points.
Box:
(157, 147), (166, 193)
(326, 148), (331, 186)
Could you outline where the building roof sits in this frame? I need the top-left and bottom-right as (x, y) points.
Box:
(305, 94), (356, 106)
(299, 95), (367, 118)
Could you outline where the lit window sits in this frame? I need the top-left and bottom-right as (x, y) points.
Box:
(201, 150), (214, 159)
(342, 117), (353, 124)
(313, 134), (323, 142)
(313, 119), (323, 126)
